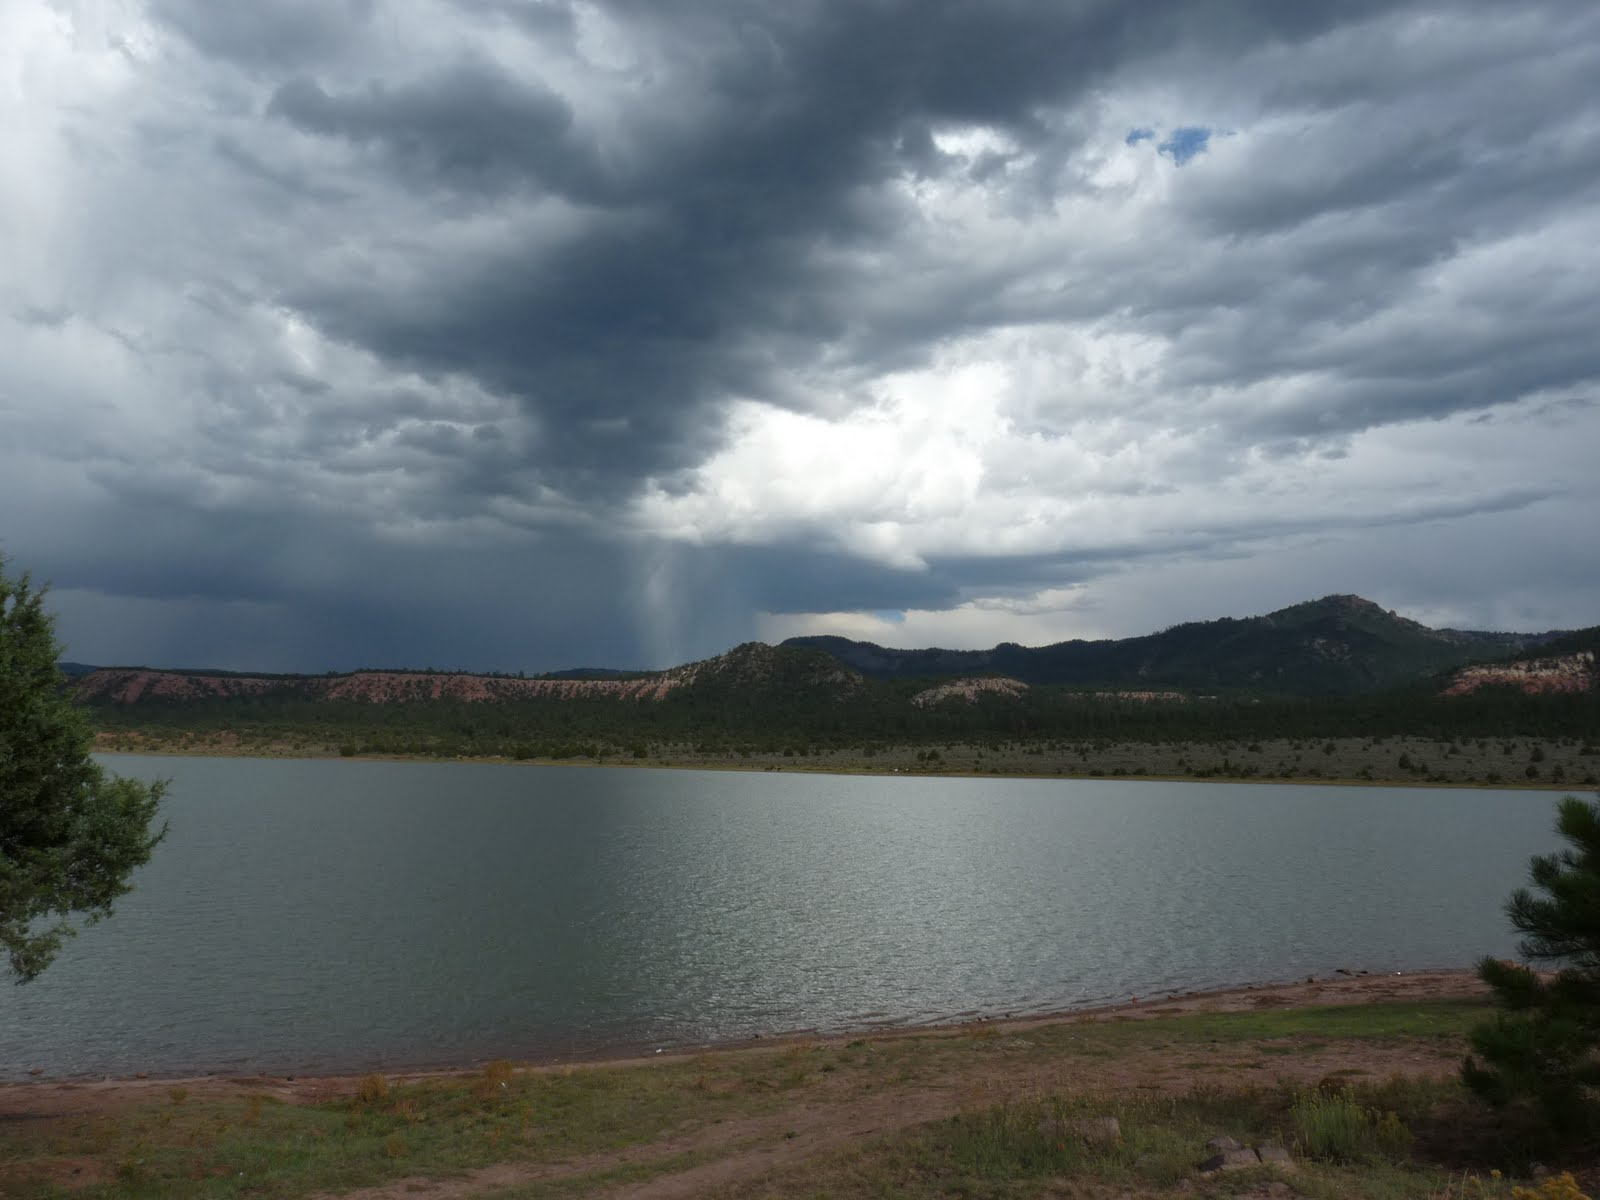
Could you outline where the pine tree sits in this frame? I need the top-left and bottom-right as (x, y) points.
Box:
(0, 558), (167, 982)
(1462, 795), (1600, 1128)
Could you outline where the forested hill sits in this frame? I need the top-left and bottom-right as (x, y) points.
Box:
(783, 594), (1565, 696)
(69, 594), (1592, 724)
(71, 599), (1599, 755)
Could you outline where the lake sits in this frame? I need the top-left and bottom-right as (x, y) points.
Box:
(0, 756), (1560, 1080)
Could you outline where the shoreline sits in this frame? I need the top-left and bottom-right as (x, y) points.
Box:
(1, 967), (1485, 1100)
(91, 743), (1583, 792)
(5, 965), (1543, 1200)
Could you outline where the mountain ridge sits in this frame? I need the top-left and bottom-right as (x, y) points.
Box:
(781, 594), (1568, 695)
(70, 594), (1583, 706)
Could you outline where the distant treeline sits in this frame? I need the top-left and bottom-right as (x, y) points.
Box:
(87, 680), (1599, 760)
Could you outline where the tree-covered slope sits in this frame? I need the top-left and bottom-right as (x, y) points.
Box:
(784, 595), (1566, 696)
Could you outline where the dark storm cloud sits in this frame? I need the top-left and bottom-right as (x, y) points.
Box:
(25, 490), (672, 672)
(267, 64), (606, 199)
(7, 0), (1600, 670)
(718, 545), (965, 619)
(674, 477), (1559, 636)
(210, 134), (349, 202)
(268, 0), (1423, 496)
(889, 486), (1557, 612)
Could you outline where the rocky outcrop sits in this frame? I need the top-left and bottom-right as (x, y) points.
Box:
(1082, 690), (1188, 703)
(1442, 651), (1595, 696)
(1197, 1136), (1295, 1176)
(75, 667), (699, 705)
(74, 643), (863, 708)
(76, 670), (285, 704)
(910, 677), (1028, 707)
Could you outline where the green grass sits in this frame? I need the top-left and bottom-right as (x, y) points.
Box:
(0, 1056), (799, 1199)
(903, 998), (1489, 1070)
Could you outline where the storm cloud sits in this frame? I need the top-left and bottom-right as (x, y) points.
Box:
(2, 0), (1597, 671)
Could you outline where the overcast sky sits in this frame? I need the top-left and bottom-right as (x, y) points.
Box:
(3, 0), (1598, 672)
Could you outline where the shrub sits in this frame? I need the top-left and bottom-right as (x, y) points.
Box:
(1511, 1173), (1593, 1200)
(1463, 796), (1600, 1132)
(355, 1073), (389, 1106)
(0, 558), (167, 982)
(1289, 1089), (1413, 1162)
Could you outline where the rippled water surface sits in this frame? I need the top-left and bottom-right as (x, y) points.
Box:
(0, 757), (1559, 1078)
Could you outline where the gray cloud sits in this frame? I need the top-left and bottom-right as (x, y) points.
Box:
(147, 0), (377, 69)
(267, 63), (603, 198)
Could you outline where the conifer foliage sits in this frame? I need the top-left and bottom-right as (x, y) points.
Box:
(0, 558), (167, 982)
(1463, 795), (1600, 1128)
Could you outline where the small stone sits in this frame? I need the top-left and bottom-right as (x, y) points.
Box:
(1256, 1145), (1296, 1172)
(1206, 1135), (1245, 1152)
(1075, 1115), (1121, 1146)
(1199, 1147), (1261, 1174)
(1036, 1114), (1121, 1148)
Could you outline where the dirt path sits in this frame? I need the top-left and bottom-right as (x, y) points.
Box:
(299, 1033), (1466, 1200)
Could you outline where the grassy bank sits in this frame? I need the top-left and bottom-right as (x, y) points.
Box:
(5, 986), (1596, 1199)
(94, 730), (1599, 790)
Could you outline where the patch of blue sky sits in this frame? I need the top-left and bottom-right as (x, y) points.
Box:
(1157, 126), (1212, 165)
(872, 609), (906, 624)
(1125, 127), (1155, 145)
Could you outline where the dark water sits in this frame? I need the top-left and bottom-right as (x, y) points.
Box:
(0, 757), (1560, 1079)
